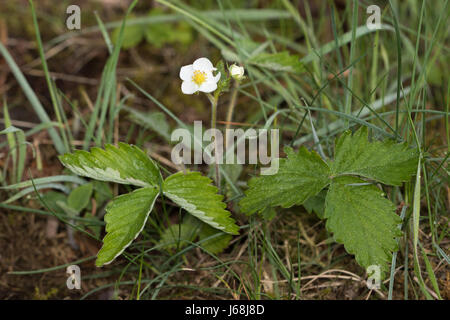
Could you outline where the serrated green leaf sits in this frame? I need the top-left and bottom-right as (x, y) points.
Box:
(331, 127), (419, 186)
(59, 143), (161, 188)
(198, 223), (232, 254)
(96, 187), (159, 266)
(163, 171), (239, 235)
(249, 51), (304, 73)
(324, 176), (402, 276)
(68, 183), (93, 213)
(239, 147), (331, 215)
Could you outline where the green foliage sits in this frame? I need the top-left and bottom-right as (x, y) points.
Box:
(239, 146), (330, 215)
(144, 18), (192, 48)
(214, 60), (231, 95)
(59, 142), (162, 188)
(67, 183), (93, 213)
(93, 181), (113, 208)
(41, 191), (66, 213)
(163, 171), (239, 235)
(159, 215), (232, 254)
(331, 127), (419, 185)
(261, 207), (277, 221)
(40, 184), (102, 240)
(96, 187), (159, 266)
(1, 103), (27, 185)
(219, 164), (243, 208)
(249, 51), (304, 73)
(56, 182), (105, 239)
(325, 176), (402, 276)
(112, 20), (144, 49)
(240, 127), (419, 275)
(303, 190), (326, 219)
(127, 110), (171, 141)
(59, 143), (238, 266)
(112, 9), (193, 49)
(198, 224), (232, 254)
(159, 215), (200, 250)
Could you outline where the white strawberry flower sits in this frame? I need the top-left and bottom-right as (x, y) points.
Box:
(179, 57), (221, 94)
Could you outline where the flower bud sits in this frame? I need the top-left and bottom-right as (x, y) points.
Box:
(229, 64), (245, 81)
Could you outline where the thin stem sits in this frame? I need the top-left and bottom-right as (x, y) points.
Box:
(225, 81), (239, 131)
(208, 93), (221, 188)
(344, 0), (358, 129)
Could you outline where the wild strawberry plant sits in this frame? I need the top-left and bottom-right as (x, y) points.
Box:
(59, 143), (239, 266)
(239, 127), (419, 276)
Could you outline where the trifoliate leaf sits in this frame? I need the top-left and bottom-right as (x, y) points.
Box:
(324, 176), (402, 276)
(163, 171), (239, 235)
(239, 147), (331, 215)
(331, 127), (419, 186)
(249, 51), (304, 73)
(198, 223), (232, 254)
(96, 187), (159, 266)
(59, 143), (161, 188)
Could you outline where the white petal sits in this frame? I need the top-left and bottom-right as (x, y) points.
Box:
(204, 70), (221, 84)
(180, 64), (194, 81)
(213, 71), (221, 83)
(198, 81), (217, 93)
(181, 81), (198, 94)
(193, 57), (214, 72)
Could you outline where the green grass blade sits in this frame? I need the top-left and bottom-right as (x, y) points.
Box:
(0, 43), (65, 154)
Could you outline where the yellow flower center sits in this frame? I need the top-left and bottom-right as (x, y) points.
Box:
(191, 70), (207, 85)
